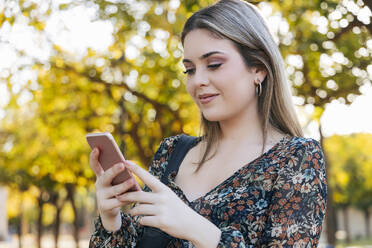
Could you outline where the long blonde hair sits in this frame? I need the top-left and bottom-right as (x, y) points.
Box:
(181, 0), (303, 173)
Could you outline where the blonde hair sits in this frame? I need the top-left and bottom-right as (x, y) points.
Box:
(181, 0), (303, 173)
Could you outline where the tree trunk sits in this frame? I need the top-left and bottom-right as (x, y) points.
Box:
(54, 205), (61, 248)
(49, 189), (64, 248)
(342, 206), (350, 243)
(118, 96), (127, 153)
(66, 184), (79, 248)
(17, 195), (23, 248)
(36, 192), (44, 248)
(17, 215), (22, 248)
(319, 124), (337, 246)
(365, 209), (370, 238)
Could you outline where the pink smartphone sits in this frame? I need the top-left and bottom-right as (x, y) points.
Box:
(86, 132), (140, 192)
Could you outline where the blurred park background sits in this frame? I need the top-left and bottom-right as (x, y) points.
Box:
(0, 0), (372, 247)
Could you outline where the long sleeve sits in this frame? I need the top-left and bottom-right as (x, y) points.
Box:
(89, 210), (142, 248)
(89, 137), (173, 248)
(260, 139), (327, 247)
(216, 225), (247, 247)
(215, 139), (327, 248)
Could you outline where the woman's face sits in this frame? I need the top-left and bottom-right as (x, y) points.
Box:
(182, 29), (266, 122)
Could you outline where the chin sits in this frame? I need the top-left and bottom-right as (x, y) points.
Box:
(201, 110), (229, 122)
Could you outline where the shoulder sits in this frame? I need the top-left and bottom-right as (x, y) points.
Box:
(154, 133), (202, 156)
(285, 135), (324, 158)
(154, 134), (183, 157)
(150, 134), (182, 166)
(287, 135), (322, 150)
(143, 134), (182, 185)
(148, 133), (197, 178)
(278, 135), (325, 172)
(274, 135), (327, 193)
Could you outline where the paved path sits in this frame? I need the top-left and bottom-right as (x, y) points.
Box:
(0, 234), (89, 248)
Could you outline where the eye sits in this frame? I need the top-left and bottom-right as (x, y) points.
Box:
(208, 63), (222, 69)
(183, 68), (195, 75)
(183, 64), (222, 75)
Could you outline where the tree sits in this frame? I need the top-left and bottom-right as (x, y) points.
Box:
(1, 0), (371, 247)
(325, 133), (372, 240)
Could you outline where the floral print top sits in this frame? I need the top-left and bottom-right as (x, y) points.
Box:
(89, 133), (327, 248)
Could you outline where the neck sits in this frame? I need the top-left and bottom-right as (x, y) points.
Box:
(218, 102), (264, 145)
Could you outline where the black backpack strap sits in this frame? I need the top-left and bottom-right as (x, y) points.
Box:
(136, 134), (199, 248)
(160, 134), (198, 184)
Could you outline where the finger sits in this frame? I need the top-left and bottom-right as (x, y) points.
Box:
(100, 198), (124, 211)
(104, 178), (137, 199)
(116, 191), (157, 204)
(137, 215), (160, 228)
(89, 147), (104, 177)
(128, 203), (157, 217)
(123, 160), (164, 192)
(98, 162), (125, 187)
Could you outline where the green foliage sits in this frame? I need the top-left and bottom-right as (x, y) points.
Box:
(325, 133), (372, 210)
(271, 0), (371, 107)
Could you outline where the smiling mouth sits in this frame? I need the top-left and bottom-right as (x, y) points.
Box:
(199, 94), (219, 104)
(198, 93), (219, 99)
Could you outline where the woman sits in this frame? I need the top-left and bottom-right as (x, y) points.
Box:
(89, 0), (327, 247)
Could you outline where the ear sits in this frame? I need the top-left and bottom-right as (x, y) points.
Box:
(253, 67), (267, 84)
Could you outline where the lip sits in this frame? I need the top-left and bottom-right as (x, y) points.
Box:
(198, 93), (219, 99)
(198, 94), (219, 104)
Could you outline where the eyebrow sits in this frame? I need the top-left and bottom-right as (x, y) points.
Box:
(182, 51), (225, 63)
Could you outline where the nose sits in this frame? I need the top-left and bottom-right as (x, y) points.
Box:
(191, 69), (209, 87)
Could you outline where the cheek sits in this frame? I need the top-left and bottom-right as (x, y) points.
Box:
(216, 77), (256, 110)
(186, 82), (198, 103)
(186, 82), (193, 96)
(216, 70), (252, 98)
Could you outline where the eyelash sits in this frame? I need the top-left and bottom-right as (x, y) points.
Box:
(183, 64), (222, 75)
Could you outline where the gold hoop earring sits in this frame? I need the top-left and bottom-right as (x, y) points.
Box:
(255, 81), (262, 96)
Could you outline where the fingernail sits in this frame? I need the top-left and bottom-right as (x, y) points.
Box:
(116, 163), (124, 170)
(93, 148), (98, 153)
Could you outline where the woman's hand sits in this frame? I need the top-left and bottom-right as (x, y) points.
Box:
(116, 160), (203, 242)
(89, 147), (141, 232)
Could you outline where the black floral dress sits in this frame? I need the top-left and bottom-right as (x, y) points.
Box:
(89, 134), (327, 247)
